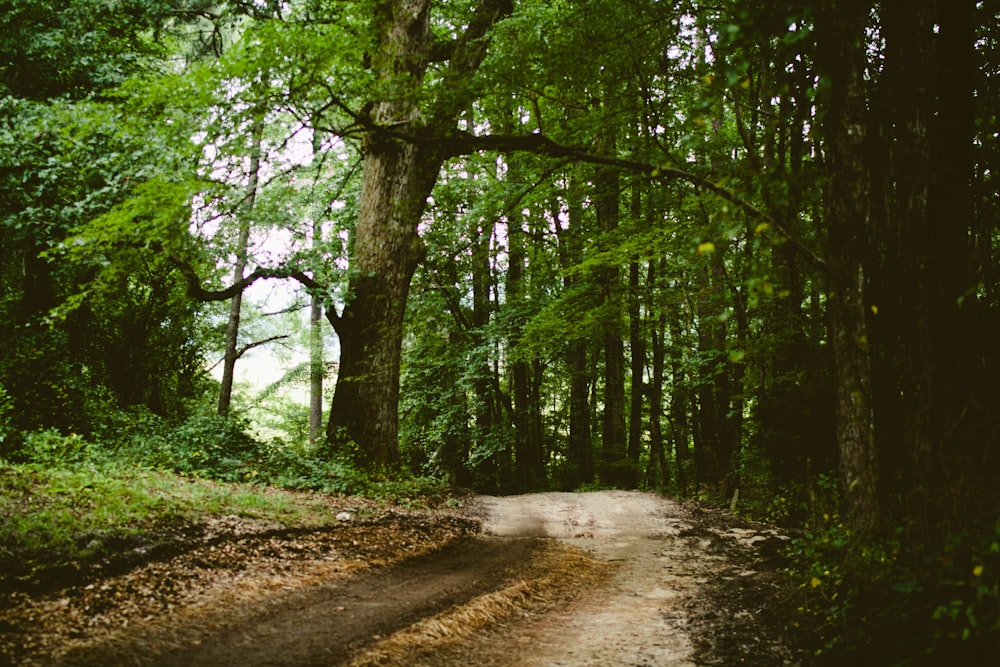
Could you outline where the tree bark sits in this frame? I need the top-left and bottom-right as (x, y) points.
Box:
(325, 0), (511, 467)
(817, 0), (882, 538)
(217, 117), (263, 417)
(326, 132), (435, 465)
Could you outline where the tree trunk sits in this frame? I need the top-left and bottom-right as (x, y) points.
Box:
(471, 217), (500, 491)
(594, 142), (630, 487)
(928, 0), (982, 529)
(309, 220), (324, 446)
(508, 209), (546, 492)
(627, 258), (645, 480)
(669, 356), (690, 496)
(645, 261), (670, 489)
(325, 0), (436, 465)
(325, 0), (511, 468)
(817, 0), (881, 538)
(326, 133), (435, 466)
(558, 174), (594, 489)
(217, 118), (263, 417)
(693, 243), (731, 496)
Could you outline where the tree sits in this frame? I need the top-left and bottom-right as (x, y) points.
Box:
(217, 116), (265, 417)
(322, 0), (513, 467)
(0, 0), (220, 437)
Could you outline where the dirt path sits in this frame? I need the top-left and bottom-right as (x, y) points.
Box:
(474, 491), (703, 665)
(2, 492), (800, 666)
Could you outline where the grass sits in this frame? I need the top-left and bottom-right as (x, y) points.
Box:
(0, 461), (359, 586)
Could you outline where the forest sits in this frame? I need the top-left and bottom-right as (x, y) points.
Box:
(2, 0), (999, 663)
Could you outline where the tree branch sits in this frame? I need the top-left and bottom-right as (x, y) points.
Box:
(236, 334), (290, 359)
(424, 130), (827, 270)
(174, 257), (275, 302)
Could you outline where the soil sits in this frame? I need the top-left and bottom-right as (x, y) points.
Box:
(0, 491), (806, 666)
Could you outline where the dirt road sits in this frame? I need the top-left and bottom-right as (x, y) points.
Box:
(475, 491), (704, 665)
(3, 491), (799, 666)
(469, 491), (795, 666)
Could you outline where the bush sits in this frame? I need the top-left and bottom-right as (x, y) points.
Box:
(257, 442), (368, 494)
(140, 410), (265, 483)
(0, 405), (453, 508)
(6, 429), (99, 466)
(787, 519), (1000, 665)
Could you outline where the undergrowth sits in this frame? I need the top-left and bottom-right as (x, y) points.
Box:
(732, 468), (1000, 666)
(0, 410), (454, 589)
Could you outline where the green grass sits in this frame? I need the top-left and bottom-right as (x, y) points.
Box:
(0, 462), (355, 585)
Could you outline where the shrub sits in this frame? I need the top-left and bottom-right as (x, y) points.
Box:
(787, 519), (1000, 665)
(140, 410), (265, 483)
(3, 429), (101, 466)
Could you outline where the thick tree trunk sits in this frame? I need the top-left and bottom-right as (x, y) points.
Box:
(325, 0), (511, 468)
(594, 149), (630, 487)
(817, 0), (881, 538)
(878, 0), (981, 542)
(326, 135), (435, 466)
(928, 0), (982, 528)
(325, 2), (435, 465)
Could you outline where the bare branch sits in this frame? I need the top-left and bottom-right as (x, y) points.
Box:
(236, 334), (291, 359)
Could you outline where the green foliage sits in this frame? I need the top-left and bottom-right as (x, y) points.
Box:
(787, 519), (1000, 665)
(0, 0), (170, 100)
(139, 410), (265, 483)
(0, 385), (12, 446)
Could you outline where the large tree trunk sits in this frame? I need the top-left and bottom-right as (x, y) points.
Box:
(878, 0), (981, 543)
(325, 0), (512, 467)
(817, 0), (881, 538)
(594, 149), (630, 487)
(326, 134), (436, 466)
(325, 0), (436, 466)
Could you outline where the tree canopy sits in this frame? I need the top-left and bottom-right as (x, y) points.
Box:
(3, 0), (999, 661)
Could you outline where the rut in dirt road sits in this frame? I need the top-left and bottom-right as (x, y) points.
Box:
(53, 537), (548, 667)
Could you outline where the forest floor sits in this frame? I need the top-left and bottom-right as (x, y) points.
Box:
(1, 490), (806, 666)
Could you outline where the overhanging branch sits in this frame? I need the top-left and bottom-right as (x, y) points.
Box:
(348, 113), (826, 270)
(426, 130), (826, 270)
